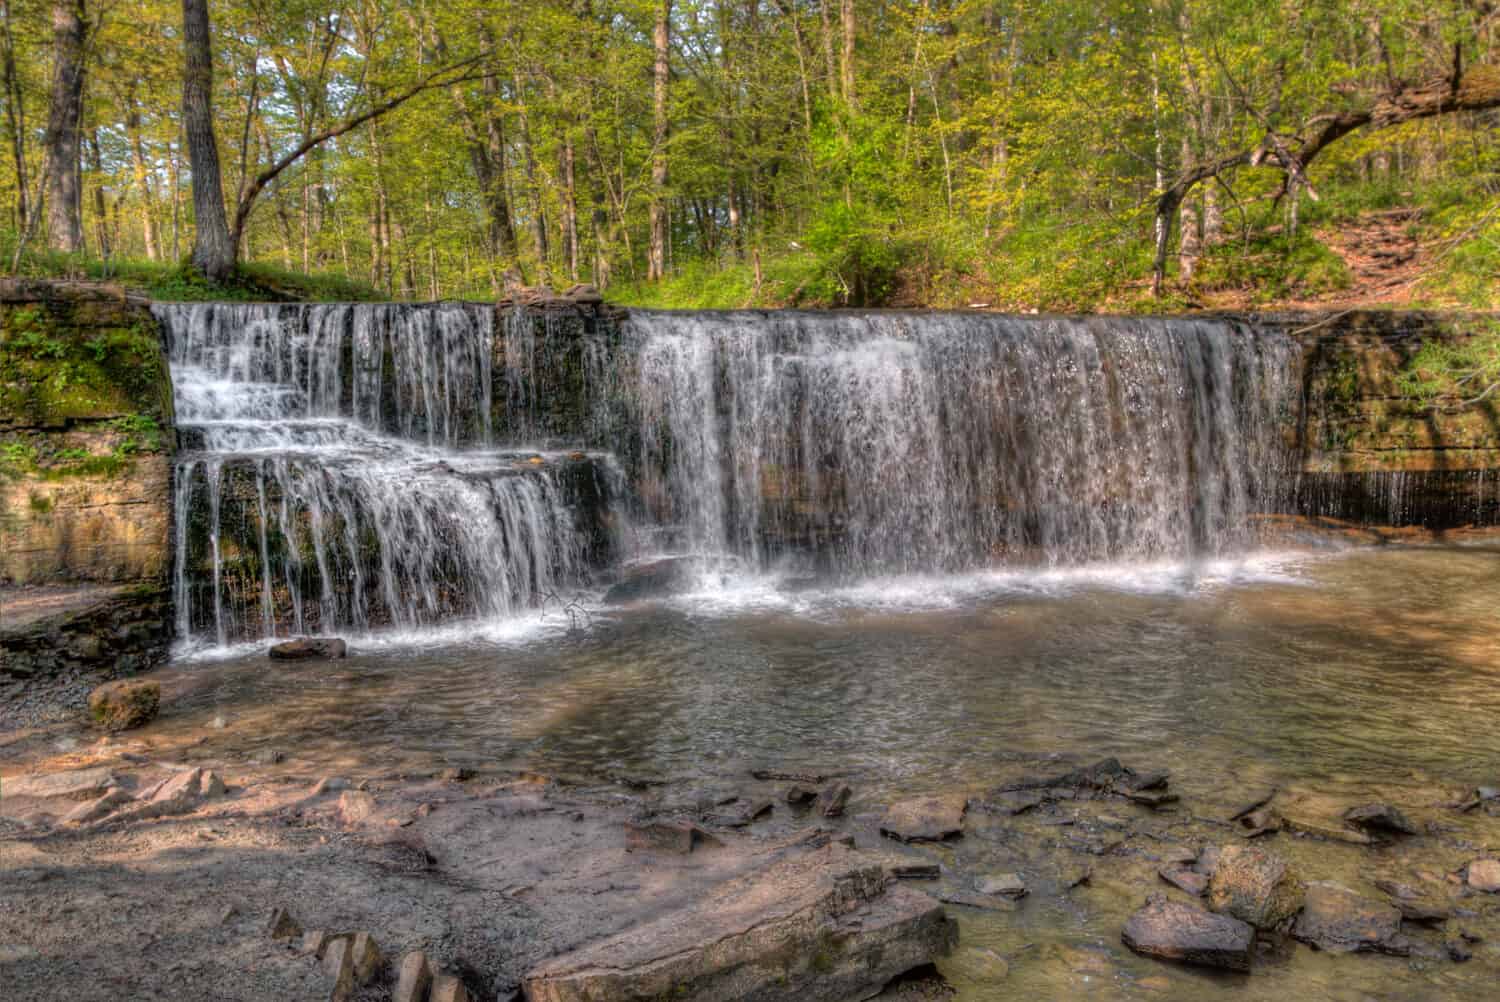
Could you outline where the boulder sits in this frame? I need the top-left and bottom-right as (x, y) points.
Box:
(815, 782), (852, 818)
(268, 637), (347, 661)
(1292, 882), (1403, 954)
(1343, 803), (1418, 837)
(87, 678), (160, 731)
(393, 952), (434, 1002)
(522, 843), (957, 1002)
(3, 766), (115, 801)
(603, 558), (697, 604)
(1121, 894), (1254, 971)
(1206, 844), (1304, 930)
(879, 795), (968, 843)
(1465, 859), (1500, 893)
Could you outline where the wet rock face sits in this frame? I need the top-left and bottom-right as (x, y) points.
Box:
(1292, 882), (1403, 954)
(87, 678), (160, 731)
(522, 843), (957, 1002)
(1206, 844), (1305, 931)
(1121, 893), (1254, 971)
(602, 557), (697, 604)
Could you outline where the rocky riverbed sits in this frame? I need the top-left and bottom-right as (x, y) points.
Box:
(3, 691), (1499, 1001)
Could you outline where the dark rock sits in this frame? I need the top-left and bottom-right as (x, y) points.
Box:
(753, 769), (830, 784)
(785, 785), (818, 806)
(1121, 893), (1254, 971)
(1158, 866), (1209, 897)
(879, 795), (968, 843)
(1447, 938), (1474, 962)
(738, 799), (773, 823)
(886, 860), (941, 880)
(268, 637), (347, 660)
(1119, 770), (1171, 792)
(815, 782), (852, 818)
(523, 843), (957, 1002)
(1206, 844), (1305, 930)
(1228, 789), (1278, 823)
(1124, 789), (1180, 809)
(1237, 807), (1281, 837)
(1292, 882), (1403, 954)
(1343, 803), (1418, 837)
(603, 558), (697, 604)
(86, 678), (160, 731)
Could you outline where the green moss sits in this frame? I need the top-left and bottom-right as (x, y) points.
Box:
(27, 492), (51, 514)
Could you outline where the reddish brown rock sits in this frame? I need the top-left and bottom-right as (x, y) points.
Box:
(1122, 894), (1254, 971)
(87, 678), (160, 731)
(1206, 844), (1304, 930)
(1292, 882), (1403, 954)
(879, 795), (968, 843)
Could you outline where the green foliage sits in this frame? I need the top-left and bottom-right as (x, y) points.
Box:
(1398, 319), (1500, 406)
(1192, 232), (1352, 303)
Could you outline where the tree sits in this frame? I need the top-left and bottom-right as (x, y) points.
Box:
(181, 0), (233, 278)
(647, 0), (669, 282)
(41, 0), (87, 253)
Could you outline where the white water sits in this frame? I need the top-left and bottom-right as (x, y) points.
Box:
(157, 303), (595, 651)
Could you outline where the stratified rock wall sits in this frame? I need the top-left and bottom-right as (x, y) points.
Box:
(1, 280), (174, 692)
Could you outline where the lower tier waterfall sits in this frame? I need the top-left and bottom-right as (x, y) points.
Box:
(156, 302), (617, 648)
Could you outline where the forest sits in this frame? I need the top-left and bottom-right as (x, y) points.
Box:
(3, 0), (1500, 310)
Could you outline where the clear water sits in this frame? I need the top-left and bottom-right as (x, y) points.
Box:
(145, 544), (1500, 999)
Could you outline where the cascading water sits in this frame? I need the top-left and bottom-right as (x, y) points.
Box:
(159, 302), (608, 650)
(598, 311), (1300, 574)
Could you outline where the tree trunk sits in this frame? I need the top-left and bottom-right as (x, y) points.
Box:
(42, 0), (87, 254)
(560, 129), (579, 282)
(647, 0), (670, 282)
(181, 0), (234, 280)
(126, 93), (159, 260)
(2, 0), (29, 233)
(839, 0), (855, 108)
(513, 68), (549, 281)
(1177, 137), (1200, 283)
(88, 130), (109, 258)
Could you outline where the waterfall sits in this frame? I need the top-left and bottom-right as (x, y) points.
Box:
(601, 311), (1300, 573)
(158, 302), (605, 649)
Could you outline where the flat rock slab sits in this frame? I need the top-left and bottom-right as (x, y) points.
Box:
(269, 637), (347, 660)
(1122, 894), (1254, 971)
(2, 766), (115, 801)
(523, 842), (957, 1002)
(1292, 882), (1402, 954)
(879, 795), (968, 843)
(1466, 859), (1500, 892)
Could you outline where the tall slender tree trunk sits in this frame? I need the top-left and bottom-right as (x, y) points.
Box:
(839, 0), (855, 108)
(87, 129), (109, 258)
(181, 0), (234, 279)
(42, 0), (87, 253)
(647, 0), (670, 282)
(2, 0), (29, 233)
(559, 127), (580, 281)
(126, 93), (159, 260)
(513, 68), (549, 281)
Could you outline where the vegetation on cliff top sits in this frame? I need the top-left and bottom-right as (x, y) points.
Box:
(1, 0), (1498, 312)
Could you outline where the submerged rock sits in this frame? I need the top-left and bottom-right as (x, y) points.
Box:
(1206, 844), (1304, 930)
(603, 558), (697, 604)
(815, 782), (852, 818)
(1121, 893), (1254, 971)
(977, 873), (1027, 898)
(1292, 882), (1403, 954)
(87, 678), (160, 731)
(1158, 866), (1208, 897)
(625, 818), (719, 854)
(522, 843), (956, 1002)
(880, 795), (968, 843)
(268, 637), (347, 660)
(1343, 803), (1418, 837)
(1465, 859), (1500, 893)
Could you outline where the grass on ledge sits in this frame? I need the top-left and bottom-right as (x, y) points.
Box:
(6, 248), (384, 303)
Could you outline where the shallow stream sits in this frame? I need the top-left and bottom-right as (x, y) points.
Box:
(148, 544), (1500, 1001)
